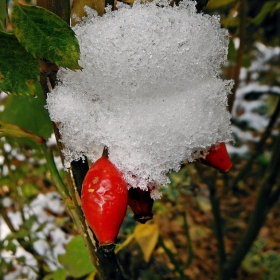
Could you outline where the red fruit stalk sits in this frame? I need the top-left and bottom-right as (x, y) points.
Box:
(200, 142), (232, 173)
(128, 187), (154, 224)
(81, 156), (128, 246)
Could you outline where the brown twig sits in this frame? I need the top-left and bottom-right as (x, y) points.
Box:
(228, 0), (247, 113)
(206, 172), (227, 280)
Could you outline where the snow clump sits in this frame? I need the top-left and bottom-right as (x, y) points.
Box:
(46, 0), (233, 199)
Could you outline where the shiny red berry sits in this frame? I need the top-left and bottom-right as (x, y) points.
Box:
(200, 142), (232, 173)
(81, 156), (128, 246)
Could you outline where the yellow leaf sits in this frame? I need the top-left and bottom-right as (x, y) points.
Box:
(115, 233), (135, 254)
(0, 120), (44, 144)
(162, 238), (177, 254)
(196, 195), (211, 212)
(85, 271), (97, 280)
(71, 0), (105, 26)
(134, 222), (159, 262)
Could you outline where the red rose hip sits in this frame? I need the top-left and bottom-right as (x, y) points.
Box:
(81, 156), (128, 246)
(200, 142), (232, 173)
(128, 187), (154, 224)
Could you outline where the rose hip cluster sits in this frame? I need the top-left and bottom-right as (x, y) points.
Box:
(81, 143), (232, 247)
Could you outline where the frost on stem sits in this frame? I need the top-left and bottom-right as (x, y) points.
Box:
(46, 0), (233, 199)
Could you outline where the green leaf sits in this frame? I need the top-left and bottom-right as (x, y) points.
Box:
(242, 238), (267, 273)
(16, 256), (26, 264)
(0, 0), (8, 31)
(0, 31), (40, 95)
(242, 54), (251, 68)
(7, 229), (30, 240)
(220, 16), (239, 28)
(22, 215), (37, 230)
(58, 235), (95, 278)
(6, 240), (17, 254)
(262, 252), (280, 280)
(21, 183), (39, 199)
(35, 223), (47, 233)
(0, 83), (53, 141)
(206, 0), (237, 10)
(12, 4), (81, 70)
(0, 175), (10, 187)
(252, 1), (277, 26)
(227, 39), (236, 62)
(43, 268), (67, 280)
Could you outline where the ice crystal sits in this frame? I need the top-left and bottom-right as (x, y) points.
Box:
(46, 0), (233, 198)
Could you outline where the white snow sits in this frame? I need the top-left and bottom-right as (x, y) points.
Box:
(231, 126), (259, 142)
(46, 0), (233, 197)
(226, 143), (249, 156)
(0, 193), (70, 280)
(228, 42), (280, 155)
